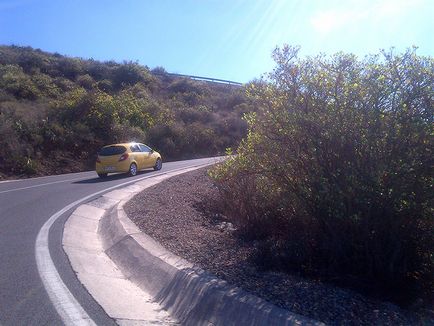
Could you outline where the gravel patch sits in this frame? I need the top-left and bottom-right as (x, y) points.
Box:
(124, 167), (432, 325)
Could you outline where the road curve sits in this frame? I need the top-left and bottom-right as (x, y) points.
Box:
(0, 157), (219, 325)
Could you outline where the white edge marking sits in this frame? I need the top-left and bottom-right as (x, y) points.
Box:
(35, 162), (215, 325)
(0, 177), (89, 195)
(0, 171), (95, 184)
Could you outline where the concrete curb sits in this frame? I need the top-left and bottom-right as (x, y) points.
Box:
(64, 164), (323, 325)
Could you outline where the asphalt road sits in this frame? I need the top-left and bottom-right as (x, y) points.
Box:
(0, 157), (219, 326)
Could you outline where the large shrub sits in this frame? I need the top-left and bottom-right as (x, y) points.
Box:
(210, 46), (433, 304)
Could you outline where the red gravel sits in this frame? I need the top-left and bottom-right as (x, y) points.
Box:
(124, 167), (432, 325)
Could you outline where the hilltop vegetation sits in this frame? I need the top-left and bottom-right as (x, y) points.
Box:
(211, 46), (433, 306)
(0, 45), (252, 177)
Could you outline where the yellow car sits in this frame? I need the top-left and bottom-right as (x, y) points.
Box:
(96, 142), (162, 178)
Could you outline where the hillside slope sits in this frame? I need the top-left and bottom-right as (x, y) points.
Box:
(0, 45), (253, 178)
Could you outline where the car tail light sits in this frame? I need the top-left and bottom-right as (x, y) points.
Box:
(96, 157), (101, 163)
(119, 153), (129, 161)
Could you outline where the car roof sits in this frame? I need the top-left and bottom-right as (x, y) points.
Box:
(102, 142), (143, 148)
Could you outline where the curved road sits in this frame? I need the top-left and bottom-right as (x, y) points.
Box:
(0, 157), (218, 325)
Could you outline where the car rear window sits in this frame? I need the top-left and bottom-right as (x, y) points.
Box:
(98, 145), (126, 156)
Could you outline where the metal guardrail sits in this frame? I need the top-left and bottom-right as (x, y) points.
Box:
(152, 71), (243, 86)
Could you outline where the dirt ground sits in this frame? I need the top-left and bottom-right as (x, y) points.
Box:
(125, 167), (432, 325)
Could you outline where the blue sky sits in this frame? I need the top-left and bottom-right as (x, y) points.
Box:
(1, 0), (433, 83)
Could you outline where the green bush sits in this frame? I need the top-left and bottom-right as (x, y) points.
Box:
(32, 73), (61, 98)
(97, 79), (113, 93)
(0, 64), (40, 99)
(76, 74), (95, 90)
(210, 46), (433, 305)
(113, 61), (151, 89)
(0, 108), (40, 174)
(55, 57), (83, 79)
(147, 123), (185, 160)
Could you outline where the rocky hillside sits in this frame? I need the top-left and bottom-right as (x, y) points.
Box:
(0, 45), (254, 178)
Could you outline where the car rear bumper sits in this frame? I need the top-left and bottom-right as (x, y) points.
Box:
(96, 160), (131, 174)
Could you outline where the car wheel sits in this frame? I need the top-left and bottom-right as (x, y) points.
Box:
(98, 173), (108, 178)
(154, 158), (162, 171)
(128, 163), (137, 176)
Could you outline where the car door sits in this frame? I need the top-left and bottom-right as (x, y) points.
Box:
(130, 144), (145, 169)
(139, 144), (154, 168)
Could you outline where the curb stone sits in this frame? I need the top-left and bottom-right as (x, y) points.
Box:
(63, 164), (324, 326)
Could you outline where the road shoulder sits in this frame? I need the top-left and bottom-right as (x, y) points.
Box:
(63, 164), (320, 325)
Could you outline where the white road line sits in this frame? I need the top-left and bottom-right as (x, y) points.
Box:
(35, 163), (213, 325)
(0, 177), (88, 195)
(0, 171), (95, 184)
(35, 202), (97, 326)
